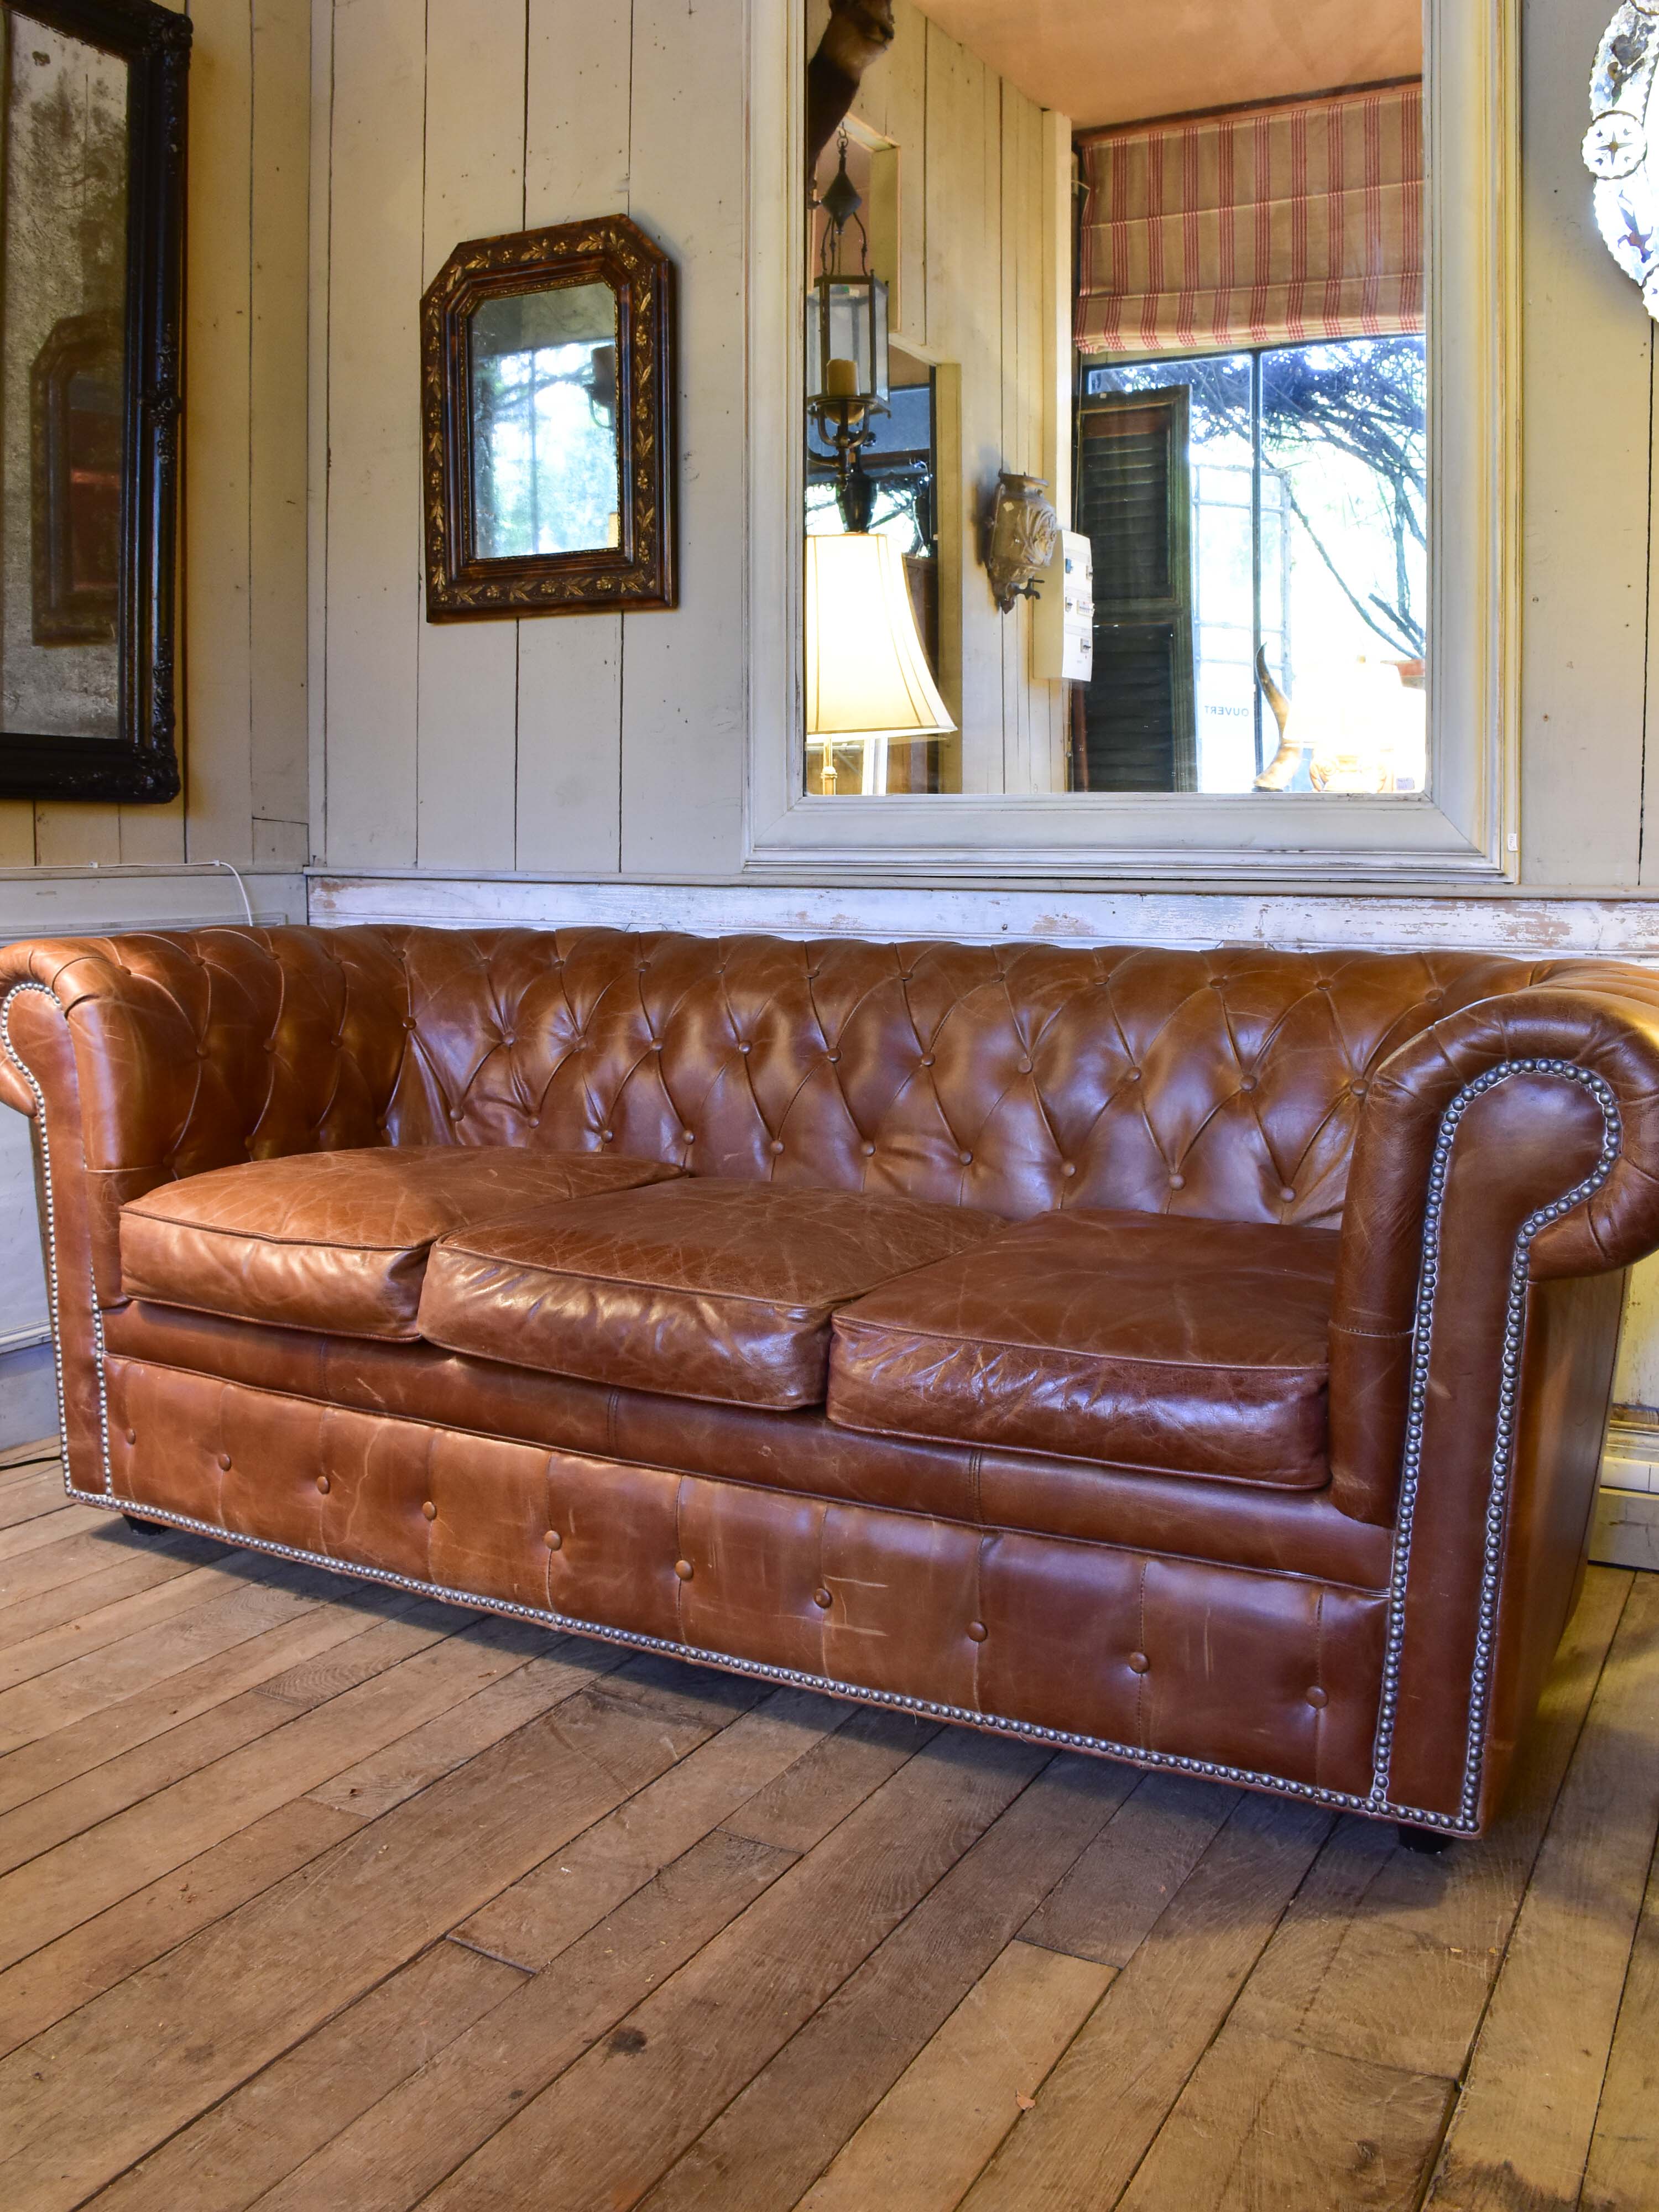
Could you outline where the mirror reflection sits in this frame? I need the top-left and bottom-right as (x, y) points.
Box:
(2, 8), (130, 743)
(468, 280), (620, 561)
(801, 0), (1426, 801)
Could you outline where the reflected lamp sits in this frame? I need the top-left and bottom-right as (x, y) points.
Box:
(805, 531), (954, 795)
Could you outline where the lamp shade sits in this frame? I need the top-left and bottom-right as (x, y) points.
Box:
(805, 532), (955, 740)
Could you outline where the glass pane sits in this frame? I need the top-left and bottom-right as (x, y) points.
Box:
(1081, 355), (1258, 793)
(1260, 337), (1428, 794)
(2, 11), (129, 740)
(468, 282), (620, 560)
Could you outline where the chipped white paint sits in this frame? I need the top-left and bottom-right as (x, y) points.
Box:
(306, 872), (1659, 963)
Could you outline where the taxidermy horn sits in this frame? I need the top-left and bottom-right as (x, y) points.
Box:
(1253, 646), (1302, 791)
(807, 0), (896, 175)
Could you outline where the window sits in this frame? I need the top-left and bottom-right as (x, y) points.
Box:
(1081, 337), (1428, 797)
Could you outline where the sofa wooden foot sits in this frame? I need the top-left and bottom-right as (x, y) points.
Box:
(1396, 1823), (1454, 1856)
(122, 1513), (167, 1533)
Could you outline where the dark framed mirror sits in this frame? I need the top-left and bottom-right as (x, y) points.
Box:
(0, 0), (188, 804)
(422, 213), (676, 619)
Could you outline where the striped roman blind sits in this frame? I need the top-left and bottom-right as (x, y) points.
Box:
(1076, 82), (1425, 357)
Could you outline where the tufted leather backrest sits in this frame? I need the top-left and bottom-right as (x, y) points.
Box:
(1, 922), (1583, 1240)
(352, 926), (1557, 1230)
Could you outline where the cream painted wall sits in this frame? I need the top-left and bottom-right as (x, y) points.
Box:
(0, 0), (311, 875)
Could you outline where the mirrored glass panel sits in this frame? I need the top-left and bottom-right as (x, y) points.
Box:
(3, 11), (129, 743)
(468, 281), (620, 561)
(799, 0), (1426, 802)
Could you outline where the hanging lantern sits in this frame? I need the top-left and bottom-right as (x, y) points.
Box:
(807, 138), (890, 531)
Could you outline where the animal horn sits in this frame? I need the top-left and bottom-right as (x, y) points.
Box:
(1253, 647), (1302, 792)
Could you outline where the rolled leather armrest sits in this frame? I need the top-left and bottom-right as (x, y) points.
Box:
(1326, 968), (1659, 1825)
(0, 928), (411, 1306)
(1331, 968), (1659, 1528)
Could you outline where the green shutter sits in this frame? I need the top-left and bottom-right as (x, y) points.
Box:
(1074, 389), (1197, 793)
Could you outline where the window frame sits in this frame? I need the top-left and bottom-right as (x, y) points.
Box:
(1078, 335), (1430, 794)
(742, 0), (1517, 885)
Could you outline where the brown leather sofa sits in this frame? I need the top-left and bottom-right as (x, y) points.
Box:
(6, 923), (1659, 1844)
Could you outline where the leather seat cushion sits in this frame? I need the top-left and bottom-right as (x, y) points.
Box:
(416, 1177), (998, 1411)
(120, 1147), (680, 1342)
(828, 1208), (1340, 1488)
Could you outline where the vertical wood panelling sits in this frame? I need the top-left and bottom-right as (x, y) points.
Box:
(248, 0), (313, 869)
(182, 0), (257, 867)
(885, 0), (928, 349)
(414, 0), (527, 873)
(514, 0), (635, 874)
(322, 0), (425, 867)
(0, 0), (300, 872)
(307, 0), (333, 864)
(619, 0), (748, 874)
(1521, 0), (1650, 888)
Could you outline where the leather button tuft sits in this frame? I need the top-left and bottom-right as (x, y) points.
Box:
(681, 1131), (696, 1146)
(1280, 1187), (1297, 1204)
(1126, 1068), (1142, 1083)
(651, 1039), (664, 1052)
(738, 1042), (752, 1055)
(812, 1587), (833, 1609)
(1018, 1058), (1034, 1075)
(920, 1056), (935, 1068)
(421, 1500), (437, 1521)
(967, 1620), (989, 1643)
(1128, 1650), (1150, 1675)
(124, 1427), (136, 1446)
(1168, 1173), (1186, 1191)
(769, 1140), (785, 1155)
(1307, 1686), (1329, 1709)
(529, 1117), (541, 1129)
(826, 1051), (842, 1064)
(450, 1109), (465, 1123)
(1240, 1076), (1258, 1093)
(1352, 1082), (1368, 1099)
(544, 1528), (562, 1551)
(217, 1453), (232, 1472)
(674, 1558), (694, 1582)
(316, 1474), (330, 1495)
(862, 1143), (877, 1157)
(1061, 1162), (1077, 1178)
(601, 1129), (614, 1143)
(958, 1151), (973, 1166)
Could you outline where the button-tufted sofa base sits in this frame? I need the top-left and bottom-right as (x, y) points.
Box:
(102, 1355), (1390, 1809)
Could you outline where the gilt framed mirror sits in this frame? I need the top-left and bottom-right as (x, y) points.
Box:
(422, 214), (676, 619)
(0, 0), (189, 805)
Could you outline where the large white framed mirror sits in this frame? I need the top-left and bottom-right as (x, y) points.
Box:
(744, 2), (1518, 883)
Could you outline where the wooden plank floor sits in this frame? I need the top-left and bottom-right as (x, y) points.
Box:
(0, 1436), (1656, 2211)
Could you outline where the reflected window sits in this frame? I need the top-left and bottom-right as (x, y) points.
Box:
(468, 282), (620, 560)
(1081, 338), (1427, 796)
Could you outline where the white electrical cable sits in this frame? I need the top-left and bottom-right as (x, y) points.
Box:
(78, 858), (258, 926)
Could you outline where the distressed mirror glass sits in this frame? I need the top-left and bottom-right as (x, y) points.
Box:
(799, 0), (1427, 803)
(0, 0), (189, 802)
(467, 281), (622, 560)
